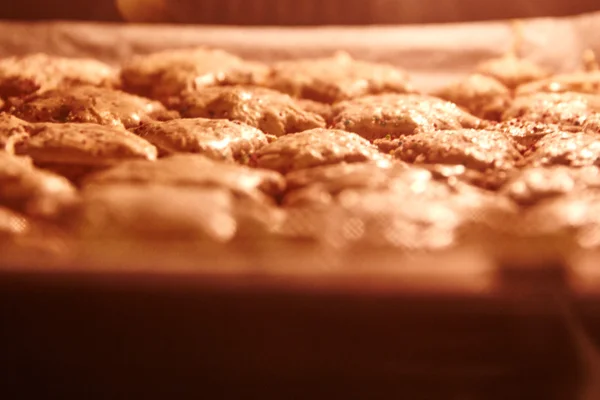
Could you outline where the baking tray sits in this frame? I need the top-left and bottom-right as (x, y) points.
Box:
(3, 12), (600, 398)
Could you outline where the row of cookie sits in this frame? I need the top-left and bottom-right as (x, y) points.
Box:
(0, 50), (412, 105)
(3, 108), (600, 193)
(2, 48), (600, 141)
(4, 135), (600, 254)
(0, 151), (508, 253)
(0, 43), (570, 117)
(7, 76), (600, 146)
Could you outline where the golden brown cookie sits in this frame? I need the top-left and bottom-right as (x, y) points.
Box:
(419, 164), (510, 191)
(0, 205), (29, 238)
(583, 113), (600, 134)
(524, 131), (600, 168)
(331, 94), (485, 141)
(388, 129), (523, 171)
(135, 118), (271, 162)
(253, 128), (386, 173)
(295, 99), (333, 123)
(516, 71), (600, 96)
(10, 86), (178, 129)
(432, 74), (511, 121)
(283, 159), (400, 207)
(82, 154), (284, 202)
(475, 22), (549, 90)
(266, 52), (413, 104)
(281, 161), (515, 249)
(175, 86), (325, 136)
(0, 205), (73, 260)
(0, 53), (116, 99)
(502, 92), (600, 128)
(522, 190), (600, 248)
(77, 184), (238, 242)
(79, 154), (285, 240)
(492, 120), (562, 153)
(500, 166), (600, 206)
(14, 123), (157, 182)
(476, 55), (549, 90)
(120, 47), (268, 102)
(0, 113), (31, 154)
(516, 50), (600, 96)
(0, 152), (78, 218)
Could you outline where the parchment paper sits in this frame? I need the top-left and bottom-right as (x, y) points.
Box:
(1, 11), (600, 91)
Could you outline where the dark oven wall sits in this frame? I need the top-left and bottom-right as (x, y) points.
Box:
(0, 0), (599, 25)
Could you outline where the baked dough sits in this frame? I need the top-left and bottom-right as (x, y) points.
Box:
(281, 161), (515, 249)
(120, 47), (269, 102)
(432, 74), (511, 121)
(77, 184), (238, 242)
(386, 129), (523, 171)
(135, 118), (271, 162)
(502, 92), (600, 128)
(516, 71), (600, 96)
(331, 94), (485, 140)
(0, 113), (31, 154)
(16, 123), (157, 166)
(175, 86), (325, 136)
(522, 190), (600, 247)
(0, 205), (29, 238)
(0, 54), (116, 99)
(476, 54), (549, 90)
(9, 86), (179, 129)
(492, 120), (562, 152)
(0, 152), (78, 218)
(266, 52), (413, 104)
(283, 159), (401, 207)
(500, 166), (600, 206)
(14, 122), (157, 182)
(79, 154), (286, 240)
(516, 51), (600, 96)
(524, 131), (600, 167)
(83, 154), (285, 202)
(253, 128), (386, 173)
